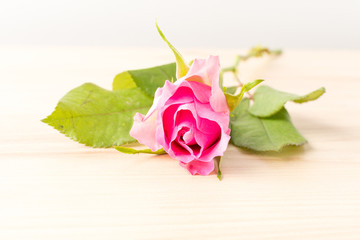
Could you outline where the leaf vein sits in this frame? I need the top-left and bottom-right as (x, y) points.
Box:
(256, 115), (276, 148)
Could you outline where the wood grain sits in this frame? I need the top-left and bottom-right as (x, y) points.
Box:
(0, 46), (360, 240)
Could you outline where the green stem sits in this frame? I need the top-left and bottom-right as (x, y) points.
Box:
(221, 46), (281, 99)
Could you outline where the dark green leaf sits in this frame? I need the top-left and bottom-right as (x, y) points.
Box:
(42, 83), (153, 148)
(113, 62), (176, 97)
(230, 98), (307, 152)
(249, 85), (325, 117)
(115, 146), (166, 155)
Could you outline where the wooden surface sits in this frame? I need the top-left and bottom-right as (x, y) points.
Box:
(1, 46), (360, 240)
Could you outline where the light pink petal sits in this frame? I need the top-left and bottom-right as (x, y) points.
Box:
(207, 56), (229, 113)
(182, 128), (196, 145)
(185, 56), (229, 113)
(185, 58), (211, 85)
(184, 81), (211, 104)
(179, 159), (215, 176)
(130, 80), (185, 151)
(129, 112), (162, 151)
(144, 80), (178, 120)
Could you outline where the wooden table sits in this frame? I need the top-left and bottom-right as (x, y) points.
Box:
(1, 46), (359, 240)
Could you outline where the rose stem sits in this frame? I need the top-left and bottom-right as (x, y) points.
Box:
(221, 47), (282, 100)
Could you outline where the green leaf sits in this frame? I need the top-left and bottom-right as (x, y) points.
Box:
(115, 146), (166, 155)
(249, 85), (326, 117)
(224, 93), (239, 112)
(113, 62), (176, 97)
(230, 98), (307, 152)
(292, 87), (326, 103)
(42, 83), (153, 148)
(225, 79), (263, 112)
(112, 71), (137, 90)
(156, 22), (189, 79)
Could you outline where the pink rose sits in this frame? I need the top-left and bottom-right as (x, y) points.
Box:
(130, 56), (230, 175)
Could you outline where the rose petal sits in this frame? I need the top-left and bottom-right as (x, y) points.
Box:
(160, 102), (229, 162)
(193, 100), (230, 132)
(161, 104), (180, 143)
(144, 80), (179, 120)
(169, 108), (198, 162)
(179, 159), (215, 176)
(207, 56), (229, 113)
(130, 56), (230, 176)
(169, 140), (194, 163)
(185, 58), (211, 85)
(199, 129), (230, 162)
(129, 112), (162, 151)
(163, 86), (194, 107)
(182, 128), (196, 145)
(164, 83), (210, 106)
(185, 56), (229, 113)
(175, 101), (230, 162)
(183, 81), (211, 104)
(194, 122), (220, 148)
(130, 80), (188, 151)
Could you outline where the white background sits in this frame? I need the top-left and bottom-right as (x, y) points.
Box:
(1, 0), (359, 49)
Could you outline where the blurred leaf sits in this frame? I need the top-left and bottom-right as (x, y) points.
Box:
(224, 86), (238, 95)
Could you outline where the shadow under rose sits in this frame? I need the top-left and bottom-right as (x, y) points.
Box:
(235, 144), (308, 160)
